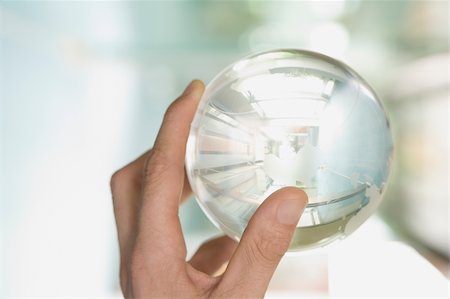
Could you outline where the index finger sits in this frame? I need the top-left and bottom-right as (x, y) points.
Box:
(134, 80), (204, 263)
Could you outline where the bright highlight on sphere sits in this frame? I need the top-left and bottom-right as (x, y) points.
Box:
(186, 49), (393, 251)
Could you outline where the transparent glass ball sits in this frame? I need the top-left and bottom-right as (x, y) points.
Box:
(186, 49), (393, 251)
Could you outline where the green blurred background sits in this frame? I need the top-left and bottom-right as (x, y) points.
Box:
(1, 1), (448, 297)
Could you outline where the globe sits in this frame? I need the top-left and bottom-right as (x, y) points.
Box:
(185, 49), (393, 251)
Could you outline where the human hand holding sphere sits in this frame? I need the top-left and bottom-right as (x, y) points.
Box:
(111, 80), (308, 298)
(111, 49), (393, 297)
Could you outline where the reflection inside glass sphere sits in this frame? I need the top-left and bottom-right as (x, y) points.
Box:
(186, 49), (393, 251)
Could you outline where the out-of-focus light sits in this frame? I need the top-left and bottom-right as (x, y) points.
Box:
(329, 241), (450, 297)
(247, 25), (281, 52)
(390, 53), (450, 99)
(86, 4), (132, 44)
(309, 0), (347, 20)
(308, 22), (349, 59)
(386, 53), (449, 258)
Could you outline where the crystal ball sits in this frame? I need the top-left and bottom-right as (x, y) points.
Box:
(186, 49), (393, 251)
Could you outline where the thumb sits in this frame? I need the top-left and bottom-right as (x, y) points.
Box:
(214, 187), (308, 298)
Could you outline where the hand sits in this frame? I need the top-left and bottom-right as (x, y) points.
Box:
(110, 80), (308, 298)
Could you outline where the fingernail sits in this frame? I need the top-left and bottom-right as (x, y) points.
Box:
(277, 197), (307, 225)
(182, 80), (199, 96)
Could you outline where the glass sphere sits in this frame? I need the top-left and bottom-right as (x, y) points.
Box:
(186, 49), (393, 251)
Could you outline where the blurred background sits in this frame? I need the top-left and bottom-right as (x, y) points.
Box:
(0, 1), (448, 297)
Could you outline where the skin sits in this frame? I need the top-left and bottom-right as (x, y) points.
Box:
(110, 80), (309, 298)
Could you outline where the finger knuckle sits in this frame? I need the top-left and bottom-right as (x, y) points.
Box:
(143, 148), (171, 182)
(110, 167), (130, 191)
(164, 100), (183, 122)
(247, 230), (290, 265)
(148, 146), (169, 167)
